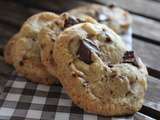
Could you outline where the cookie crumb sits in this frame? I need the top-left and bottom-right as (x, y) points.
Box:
(19, 61), (24, 66)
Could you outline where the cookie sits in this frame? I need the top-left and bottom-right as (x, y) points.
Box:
(68, 4), (132, 34)
(4, 34), (20, 64)
(38, 13), (97, 77)
(7, 12), (59, 85)
(54, 23), (147, 116)
(20, 12), (59, 37)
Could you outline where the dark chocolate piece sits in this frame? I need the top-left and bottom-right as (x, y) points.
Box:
(123, 51), (134, 59)
(77, 40), (92, 64)
(32, 38), (36, 41)
(108, 63), (113, 68)
(122, 51), (139, 67)
(77, 18), (85, 23)
(50, 50), (53, 55)
(108, 4), (115, 8)
(51, 38), (56, 42)
(64, 16), (80, 28)
(77, 39), (100, 64)
(105, 32), (112, 43)
(19, 61), (24, 66)
(71, 72), (77, 77)
(82, 80), (89, 87)
(83, 39), (100, 53)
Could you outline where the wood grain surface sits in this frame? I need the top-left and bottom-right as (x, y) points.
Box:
(91, 0), (160, 20)
(133, 39), (160, 71)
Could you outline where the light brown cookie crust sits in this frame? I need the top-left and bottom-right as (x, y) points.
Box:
(5, 12), (59, 85)
(38, 13), (97, 78)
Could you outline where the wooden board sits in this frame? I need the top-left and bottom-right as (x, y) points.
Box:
(0, 1), (159, 73)
(145, 76), (160, 110)
(0, 1), (39, 27)
(132, 14), (160, 43)
(134, 112), (155, 120)
(0, 1), (160, 46)
(91, 0), (160, 20)
(133, 39), (160, 71)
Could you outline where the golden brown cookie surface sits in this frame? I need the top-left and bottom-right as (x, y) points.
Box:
(38, 13), (97, 77)
(68, 4), (132, 34)
(54, 23), (147, 116)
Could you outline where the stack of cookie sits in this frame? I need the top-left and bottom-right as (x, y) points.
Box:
(4, 4), (148, 116)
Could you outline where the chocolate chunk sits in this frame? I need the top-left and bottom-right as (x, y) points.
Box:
(110, 90), (113, 94)
(71, 72), (77, 77)
(108, 63), (113, 68)
(123, 51), (134, 59)
(19, 61), (24, 66)
(77, 18), (85, 23)
(83, 39), (100, 53)
(77, 40), (92, 64)
(122, 51), (139, 67)
(108, 4), (115, 8)
(105, 32), (112, 43)
(106, 37), (112, 43)
(54, 20), (60, 26)
(82, 80), (89, 87)
(50, 50), (53, 55)
(32, 38), (36, 41)
(125, 91), (131, 96)
(64, 16), (79, 28)
(51, 38), (55, 42)
(22, 56), (27, 61)
(77, 39), (100, 64)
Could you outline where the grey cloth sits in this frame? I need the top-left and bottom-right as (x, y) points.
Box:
(0, 72), (134, 120)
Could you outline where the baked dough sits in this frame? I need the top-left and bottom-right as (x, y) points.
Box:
(5, 12), (59, 85)
(54, 23), (147, 116)
(68, 4), (132, 34)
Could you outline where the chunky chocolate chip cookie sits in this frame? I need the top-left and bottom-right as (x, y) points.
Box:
(68, 4), (132, 34)
(38, 13), (97, 77)
(54, 23), (147, 116)
(5, 12), (59, 85)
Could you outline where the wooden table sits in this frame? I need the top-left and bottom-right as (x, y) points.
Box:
(0, 0), (159, 119)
